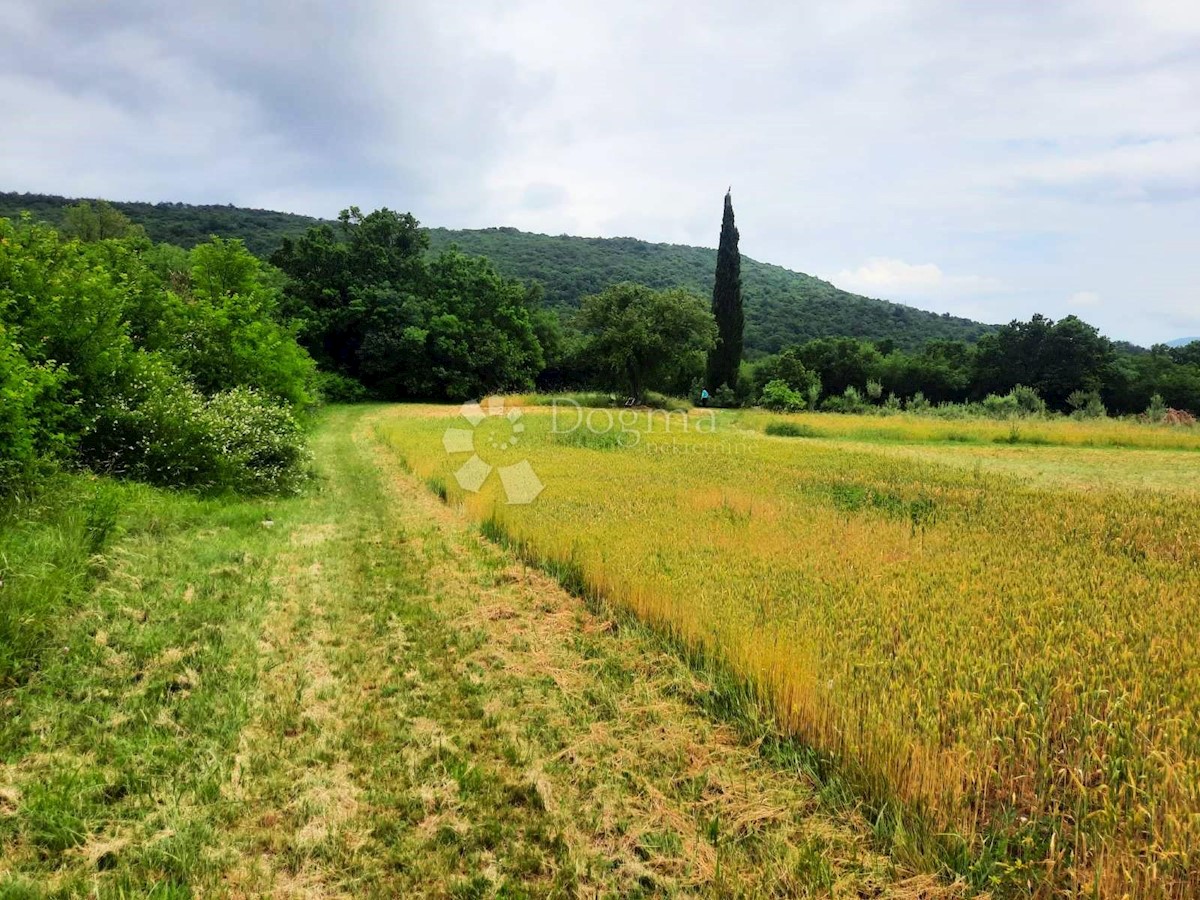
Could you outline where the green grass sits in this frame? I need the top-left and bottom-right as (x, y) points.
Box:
(0, 468), (288, 894)
(0, 476), (135, 688)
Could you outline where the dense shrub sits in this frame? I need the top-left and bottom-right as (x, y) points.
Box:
(981, 385), (1046, 419)
(822, 385), (866, 413)
(1011, 384), (1047, 416)
(0, 326), (62, 492)
(982, 391), (1019, 418)
(0, 217), (314, 495)
(709, 383), (738, 408)
(1068, 389), (1107, 419)
(205, 388), (309, 494)
(760, 379), (805, 412)
(83, 356), (307, 493)
(764, 421), (817, 437)
(82, 352), (217, 487)
(315, 370), (371, 403)
(1147, 393), (1168, 423)
(160, 239), (317, 408)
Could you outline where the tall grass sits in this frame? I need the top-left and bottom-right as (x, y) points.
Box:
(379, 403), (1200, 897)
(0, 476), (145, 687)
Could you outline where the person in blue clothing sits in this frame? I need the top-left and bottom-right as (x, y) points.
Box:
(699, 388), (710, 407)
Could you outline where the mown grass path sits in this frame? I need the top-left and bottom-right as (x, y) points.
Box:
(2, 407), (946, 897)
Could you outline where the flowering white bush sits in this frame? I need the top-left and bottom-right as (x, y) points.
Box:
(204, 388), (309, 494)
(85, 353), (308, 493)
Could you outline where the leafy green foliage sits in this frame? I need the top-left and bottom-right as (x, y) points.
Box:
(0, 191), (317, 256)
(59, 200), (146, 242)
(974, 314), (1115, 408)
(760, 379), (805, 412)
(358, 249), (545, 400)
(274, 208), (546, 400)
(0, 325), (62, 492)
(81, 357), (308, 494)
(751, 319), (1200, 415)
(7, 194), (1197, 415)
(0, 217), (313, 495)
(575, 283), (716, 399)
(152, 238), (317, 407)
(202, 388), (309, 494)
(315, 370), (371, 403)
(271, 206), (428, 379)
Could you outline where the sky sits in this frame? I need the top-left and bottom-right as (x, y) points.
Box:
(1, 0), (1198, 345)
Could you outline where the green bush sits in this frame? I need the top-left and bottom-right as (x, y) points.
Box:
(0, 218), (314, 495)
(822, 385), (866, 413)
(83, 355), (308, 493)
(1067, 389), (1106, 419)
(82, 352), (217, 487)
(708, 383), (738, 408)
(205, 388), (309, 494)
(156, 238), (318, 408)
(1147, 393), (1168, 423)
(982, 391), (1020, 418)
(1011, 384), (1047, 416)
(760, 379), (805, 412)
(316, 370), (371, 403)
(0, 326), (62, 493)
(764, 421), (817, 438)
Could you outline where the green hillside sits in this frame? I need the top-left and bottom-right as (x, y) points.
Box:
(427, 227), (992, 353)
(0, 191), (994, 352)
(0, 191), (318, 257)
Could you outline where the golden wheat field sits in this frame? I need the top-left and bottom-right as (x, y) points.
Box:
(376, 401), (1200, 897)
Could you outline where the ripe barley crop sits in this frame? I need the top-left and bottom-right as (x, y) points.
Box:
(378, 403), (1200, 897)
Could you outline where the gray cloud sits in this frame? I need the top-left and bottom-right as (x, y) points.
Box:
(1, 0), (1198, 344)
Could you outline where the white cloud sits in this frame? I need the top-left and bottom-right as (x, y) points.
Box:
(1009, 137), (1200, 201)
(1068, 291), (1101, 307)
(832, 258), (1001, 298)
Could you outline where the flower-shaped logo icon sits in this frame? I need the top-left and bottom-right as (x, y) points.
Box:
(442, 398), (544, 505)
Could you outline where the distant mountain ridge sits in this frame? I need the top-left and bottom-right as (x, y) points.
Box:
(1168, 337), (1200, 348)
(0, 190), (995, 353)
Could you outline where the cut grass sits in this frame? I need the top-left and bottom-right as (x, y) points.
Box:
(0, 473), (285, 894)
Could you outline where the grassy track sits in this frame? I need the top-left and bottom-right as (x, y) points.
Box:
(1, 406), (929, 897)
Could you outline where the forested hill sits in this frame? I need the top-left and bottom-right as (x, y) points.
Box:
(0, 191), (993, 353)
(427, 227), (992, 352)
(0, 191), (317, 257)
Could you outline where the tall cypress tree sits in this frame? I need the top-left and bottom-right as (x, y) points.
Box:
(706, 190), (743, 392)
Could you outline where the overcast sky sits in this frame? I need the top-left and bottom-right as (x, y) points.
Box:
(2, 1), (1197, 344)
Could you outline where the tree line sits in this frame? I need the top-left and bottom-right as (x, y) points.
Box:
(746, 325), (1200, 416)
(3, 195), (1197, 505)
